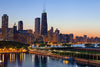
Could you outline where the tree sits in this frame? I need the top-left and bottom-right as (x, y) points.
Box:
(62, 43), (71, 47)
(85, 44), (95, 47)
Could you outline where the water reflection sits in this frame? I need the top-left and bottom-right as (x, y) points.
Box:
(34, 55), (40, 67)
(34, 55), (47, 67)
(63, 60), (69, 64)
(40, 56), (47, 67)
(0, 53), (24, 67)
(0, 53), (98, 67)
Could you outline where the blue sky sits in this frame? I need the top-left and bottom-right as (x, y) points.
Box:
(0, 0), (100, 37)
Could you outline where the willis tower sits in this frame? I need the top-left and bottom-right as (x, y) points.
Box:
(41, 10), (48, 36)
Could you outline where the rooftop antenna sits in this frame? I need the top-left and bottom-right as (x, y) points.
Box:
(43, 0), (46, 13)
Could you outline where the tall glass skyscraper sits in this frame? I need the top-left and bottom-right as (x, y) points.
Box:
(41, 11), (48, 36)
(35, 18), (40, 34)
(35, 18), (40, 35)
(2, 14), (8, 41)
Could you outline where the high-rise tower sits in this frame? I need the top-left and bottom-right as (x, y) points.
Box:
(35, 18), (40, 35)
(41, 11), (48, 36)
(69, 34), (74, 43)
(18, 21), (23, 31)
(13, 23), (17, 33)
(2, 14), (8, 41)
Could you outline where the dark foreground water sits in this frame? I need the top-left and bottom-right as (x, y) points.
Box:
(0, 53), (97, 67)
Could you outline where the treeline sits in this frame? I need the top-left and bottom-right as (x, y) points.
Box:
(0, 41), (29, 49)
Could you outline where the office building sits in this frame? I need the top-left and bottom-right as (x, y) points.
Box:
(35, 18), (40, 37)
(2, 14), (8, 41)
(69, 34), (74, 43)
(18, 21), (23, 31)
(41, 11), (48, 36)
(13, 23), (17, 33)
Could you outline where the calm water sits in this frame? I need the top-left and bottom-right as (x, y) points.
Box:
(0, 53), (97, 67)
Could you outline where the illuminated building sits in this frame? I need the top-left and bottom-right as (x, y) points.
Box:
(48, 27), (53, 42)
(14, 30), (32, 44)
(53, 28), (60, 43)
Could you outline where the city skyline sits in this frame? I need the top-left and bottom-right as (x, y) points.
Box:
(0, 0), (100, 37)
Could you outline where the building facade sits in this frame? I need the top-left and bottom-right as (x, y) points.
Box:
(13, 23), (17, 33)
(35, 18), (40, 37)
(2, 14), (8, 41)
(41, 11), (48, 36)
(7, 28), (14, 41)
(18, 21), (23, 31)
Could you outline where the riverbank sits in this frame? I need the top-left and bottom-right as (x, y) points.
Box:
(29, 49), (100, 66)
(29, 50), (69, 59)
(74, 58), (100, 66)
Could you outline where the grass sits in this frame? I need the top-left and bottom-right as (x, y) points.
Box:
(94, 60), (100, 62)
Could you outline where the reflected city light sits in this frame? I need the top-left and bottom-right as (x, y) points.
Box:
(20, 53), (23, 62)
(2, 54), (4, 62)
(32, 55), (35, 62)
(12, 54), (15, 62)
(47, 57), (50, 62)
(0, 54), (1, 61)
(24, 53), (26, 62)
(63, 60), (69, 64)
(10, 54), (11, 62)
(0, 60), (2, 63)
(10, 54), (16, 62)
(0, 53), (96, 67)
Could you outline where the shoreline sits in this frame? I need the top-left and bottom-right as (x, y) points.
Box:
(74, 57), (100, 66)
(29, 50), (68, 59)
(0, 52), (27, 54)
(0, 51), (27, 53)
(1, 49), (100, 66)
(29, 50), (100, 66)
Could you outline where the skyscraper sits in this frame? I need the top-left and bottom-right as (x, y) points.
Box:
(49, 27), (53, 37)
(13, 23), (17, 33)
(48, 27), (53, 42)
(55, 28), (60, 34)
(35, 18), (40, 35)
(41, 11), (48, 36)
(55, 28), (60, 43)
(69, 34), (74, 43)
(18, 21), (23, 31)
(2, 14), (8, 41)
(83, 35), (87, 42)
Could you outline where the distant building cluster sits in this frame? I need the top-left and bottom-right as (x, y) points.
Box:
(0, 12), (100, 44)
(34, 11), (74, 44)
(0, 14), (33, 44)
(74, 35), (100, 44)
